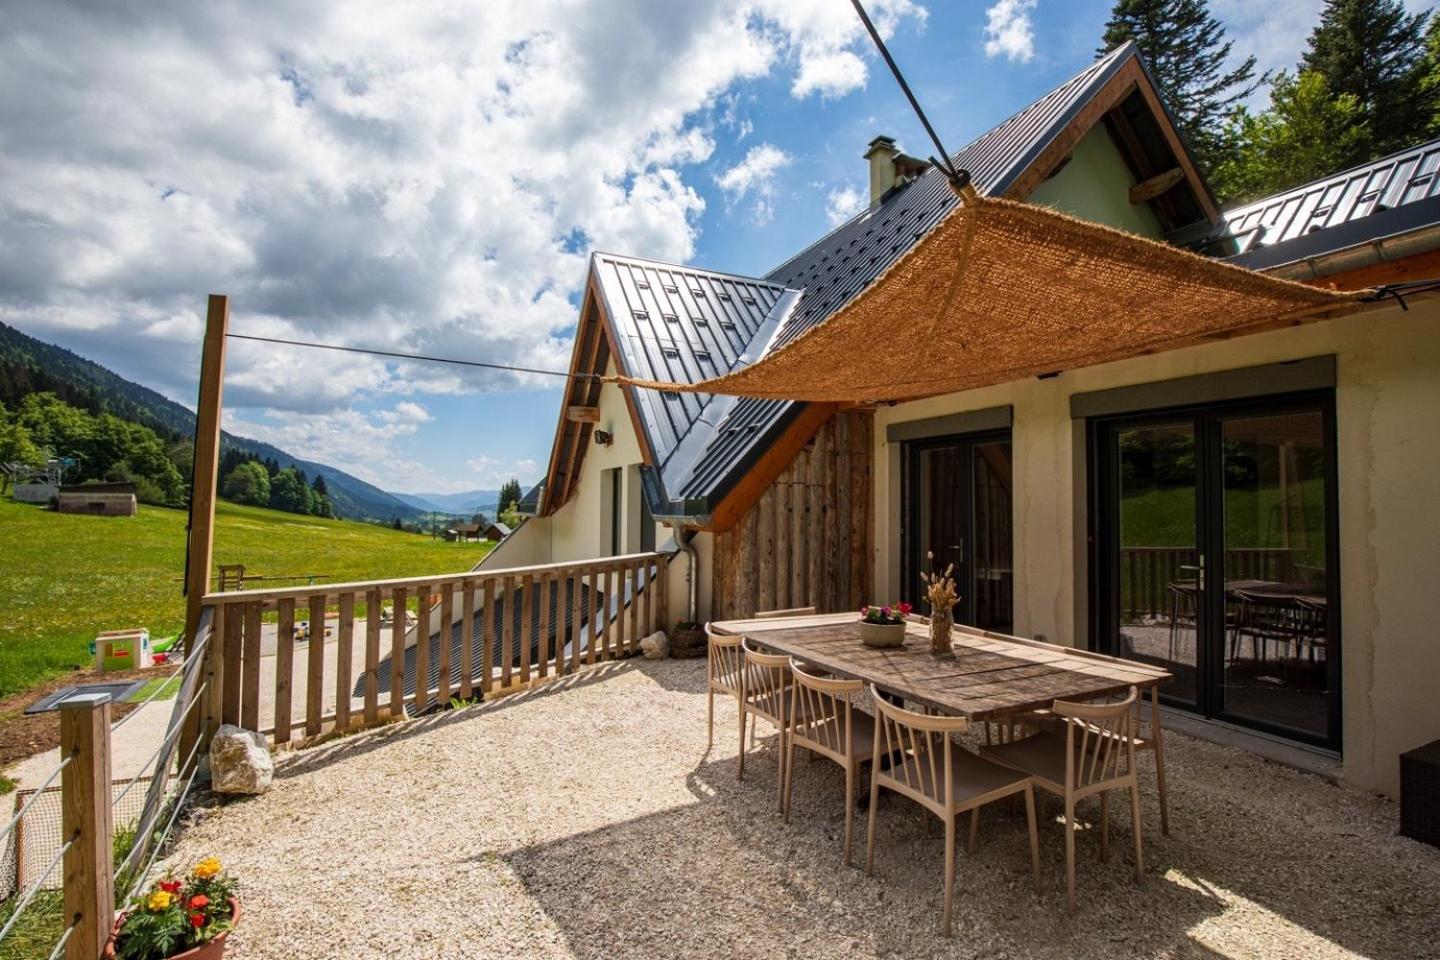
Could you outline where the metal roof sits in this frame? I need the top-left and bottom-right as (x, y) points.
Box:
(649, 42), (1148, 518)
(1222, 137), (1440, 270)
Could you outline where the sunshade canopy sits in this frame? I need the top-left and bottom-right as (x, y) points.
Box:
(614, 195), (1362, 403)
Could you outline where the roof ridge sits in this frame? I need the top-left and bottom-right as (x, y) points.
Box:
(592, 250), (789, 288)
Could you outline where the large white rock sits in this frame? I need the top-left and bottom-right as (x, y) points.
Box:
(209, 724), (273, 795)
(640, 631), (670, 660)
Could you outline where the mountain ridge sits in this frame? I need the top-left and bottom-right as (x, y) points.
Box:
(0, 320), (431, 523)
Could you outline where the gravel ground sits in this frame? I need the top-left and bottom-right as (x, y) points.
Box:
(163, 659), (1439, 960)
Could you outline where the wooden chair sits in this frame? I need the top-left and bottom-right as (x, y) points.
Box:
(980, 686), (1143, 913)
(740, 638), (797, 809)
(865, 689), (1040, 936)
(782, 661), (874, 865)
(754, 606), (817, 618)
(704, 622), (744, 766)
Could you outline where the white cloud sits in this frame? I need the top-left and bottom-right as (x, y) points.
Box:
(464, 455), (541, 490)
(715, 143), (794, 224)
(0, 0), (928, 464)
(824, 184), (867, 226)
(983, 0), (1037, 63)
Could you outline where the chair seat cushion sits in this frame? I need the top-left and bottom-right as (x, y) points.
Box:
(949, 750), (1034, 805)
(795, 709), (876, 759)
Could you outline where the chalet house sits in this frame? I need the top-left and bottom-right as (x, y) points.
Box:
(482, 42), (1440, 798)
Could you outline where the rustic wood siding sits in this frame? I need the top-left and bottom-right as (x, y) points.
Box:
(712, 410), (873, 618)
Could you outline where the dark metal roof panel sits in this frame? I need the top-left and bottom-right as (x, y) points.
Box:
(593, 253), (790, 469)
(1221, 137), (1440, 267)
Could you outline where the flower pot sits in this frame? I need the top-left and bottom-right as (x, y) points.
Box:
(105, 897), (240, 960)
(859, 621), (906, 648)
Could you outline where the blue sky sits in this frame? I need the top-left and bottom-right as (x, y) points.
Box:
(0, 0), (1385, 494)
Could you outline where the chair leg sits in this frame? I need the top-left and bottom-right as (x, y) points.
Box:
(737, 705), (747, 781)
(1064, 797), (1077, 915)
(968, 807), (979, 855)
(865, 776), (881, 876)
(943, 813), (956, 937)
(1129, 781), (1145, 882)
(1024, 785), (1041, 894)
(783, 732), (797, 822)
(777, 728), (787, 814)
(843, 763), (855, 866)
(707, 686), (715, 750)
(1100, 792), (1110, 862)
(1150, 686), (1170, 835)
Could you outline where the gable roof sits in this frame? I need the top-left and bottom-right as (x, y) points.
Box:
(545, 41), (1217, 525)
(1220, 137), (1440, 273)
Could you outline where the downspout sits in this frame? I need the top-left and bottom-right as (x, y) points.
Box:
(677, 527), (700, 624)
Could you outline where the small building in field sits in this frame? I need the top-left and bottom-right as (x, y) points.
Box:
(445, 521), (485, 542)
(483, 522), (512, 542)
(57, 482), (138, 517)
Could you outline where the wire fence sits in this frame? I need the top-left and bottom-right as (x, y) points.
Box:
(0, 614), (214, 958)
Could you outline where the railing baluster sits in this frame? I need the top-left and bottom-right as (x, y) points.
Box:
(568, 568), (583, 675)
(537, 573), (552, 679)
(206, 603), (227, 739)
(306, 592), (326, 737)
(241, 602), (262, 731)
(414, 586), (432, 712)
(501, 575), (515, 689)
(437, 583), (454, 704)
(335, 592), (355, 731)
(459, 580), (475, 699)
(644, 559), (655, 636)
(520, 573), (534, 684)
(390, 587), (408, 720)
(480, 578), (495, 695)
(221, 603), (241, 725)
(627, 563), (639, 654)
(364, 588), (381, 724)
(274, 598), (295, 745)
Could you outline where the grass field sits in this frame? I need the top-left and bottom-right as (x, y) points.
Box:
(0, 498), (494, 700)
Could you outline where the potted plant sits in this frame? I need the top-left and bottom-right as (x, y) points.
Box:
(858, 602), (911, 648)
(107, 856), (239, 960)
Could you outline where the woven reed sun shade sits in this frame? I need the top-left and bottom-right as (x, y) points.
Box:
(613, 195), (1362, 403)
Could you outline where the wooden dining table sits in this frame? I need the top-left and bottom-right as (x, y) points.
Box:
(709, 612), (1176, 832)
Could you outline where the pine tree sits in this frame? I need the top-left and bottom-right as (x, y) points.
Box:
(1100, 0), (1261, 174)
(1302, 0), (1432, 157)
(496, 478), (523, 517)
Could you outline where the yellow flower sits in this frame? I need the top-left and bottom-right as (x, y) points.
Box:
(147, 890), (173, 912)
(193, 856), (222, 880)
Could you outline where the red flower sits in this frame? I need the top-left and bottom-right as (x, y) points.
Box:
(188, 894), (209, 911)
(189, 913), (205, 928)
(897, 602), (913, 615)
(158, 880), (182, 895)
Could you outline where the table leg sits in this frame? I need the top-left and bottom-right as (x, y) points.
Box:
(1150, 684), (1170, 836)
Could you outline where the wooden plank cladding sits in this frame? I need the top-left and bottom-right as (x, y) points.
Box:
(197, 551), (671, 745)
(712, 409), (874, 619)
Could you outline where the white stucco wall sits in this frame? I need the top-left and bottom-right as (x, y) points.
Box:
(869, 300), (1440, 796)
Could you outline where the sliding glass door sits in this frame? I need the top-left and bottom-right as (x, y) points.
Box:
(1092, 394), (1340, 749)
(903, 431), (1013, 632)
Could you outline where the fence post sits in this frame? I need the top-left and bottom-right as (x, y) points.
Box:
(60, 693), (114, 960)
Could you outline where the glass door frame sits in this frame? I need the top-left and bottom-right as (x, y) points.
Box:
(900, 428), (1013, 631)
(1087, 389), (1342, 752)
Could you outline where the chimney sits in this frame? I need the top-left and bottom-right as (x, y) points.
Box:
(864, 136), (900, 207)
(864, 135), (933, 207)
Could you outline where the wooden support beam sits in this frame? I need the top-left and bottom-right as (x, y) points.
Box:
(566, 405), (600, 423)
(184, 294), (229, 652)
(1129, 167), (1184, 205)
(61, 693), (113, 960)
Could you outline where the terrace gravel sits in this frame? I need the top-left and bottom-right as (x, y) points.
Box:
(163, 659), (1440, 959)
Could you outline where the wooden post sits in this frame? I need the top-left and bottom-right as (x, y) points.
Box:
(61, 693), (114, 960)
(184, 294), (229, 653)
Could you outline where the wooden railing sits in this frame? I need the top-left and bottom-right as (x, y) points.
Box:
(198, 551), (671, 745)
(1120, 546), (1301, 620)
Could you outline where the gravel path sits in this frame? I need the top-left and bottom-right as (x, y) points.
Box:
(163, 659), (1439, 960)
